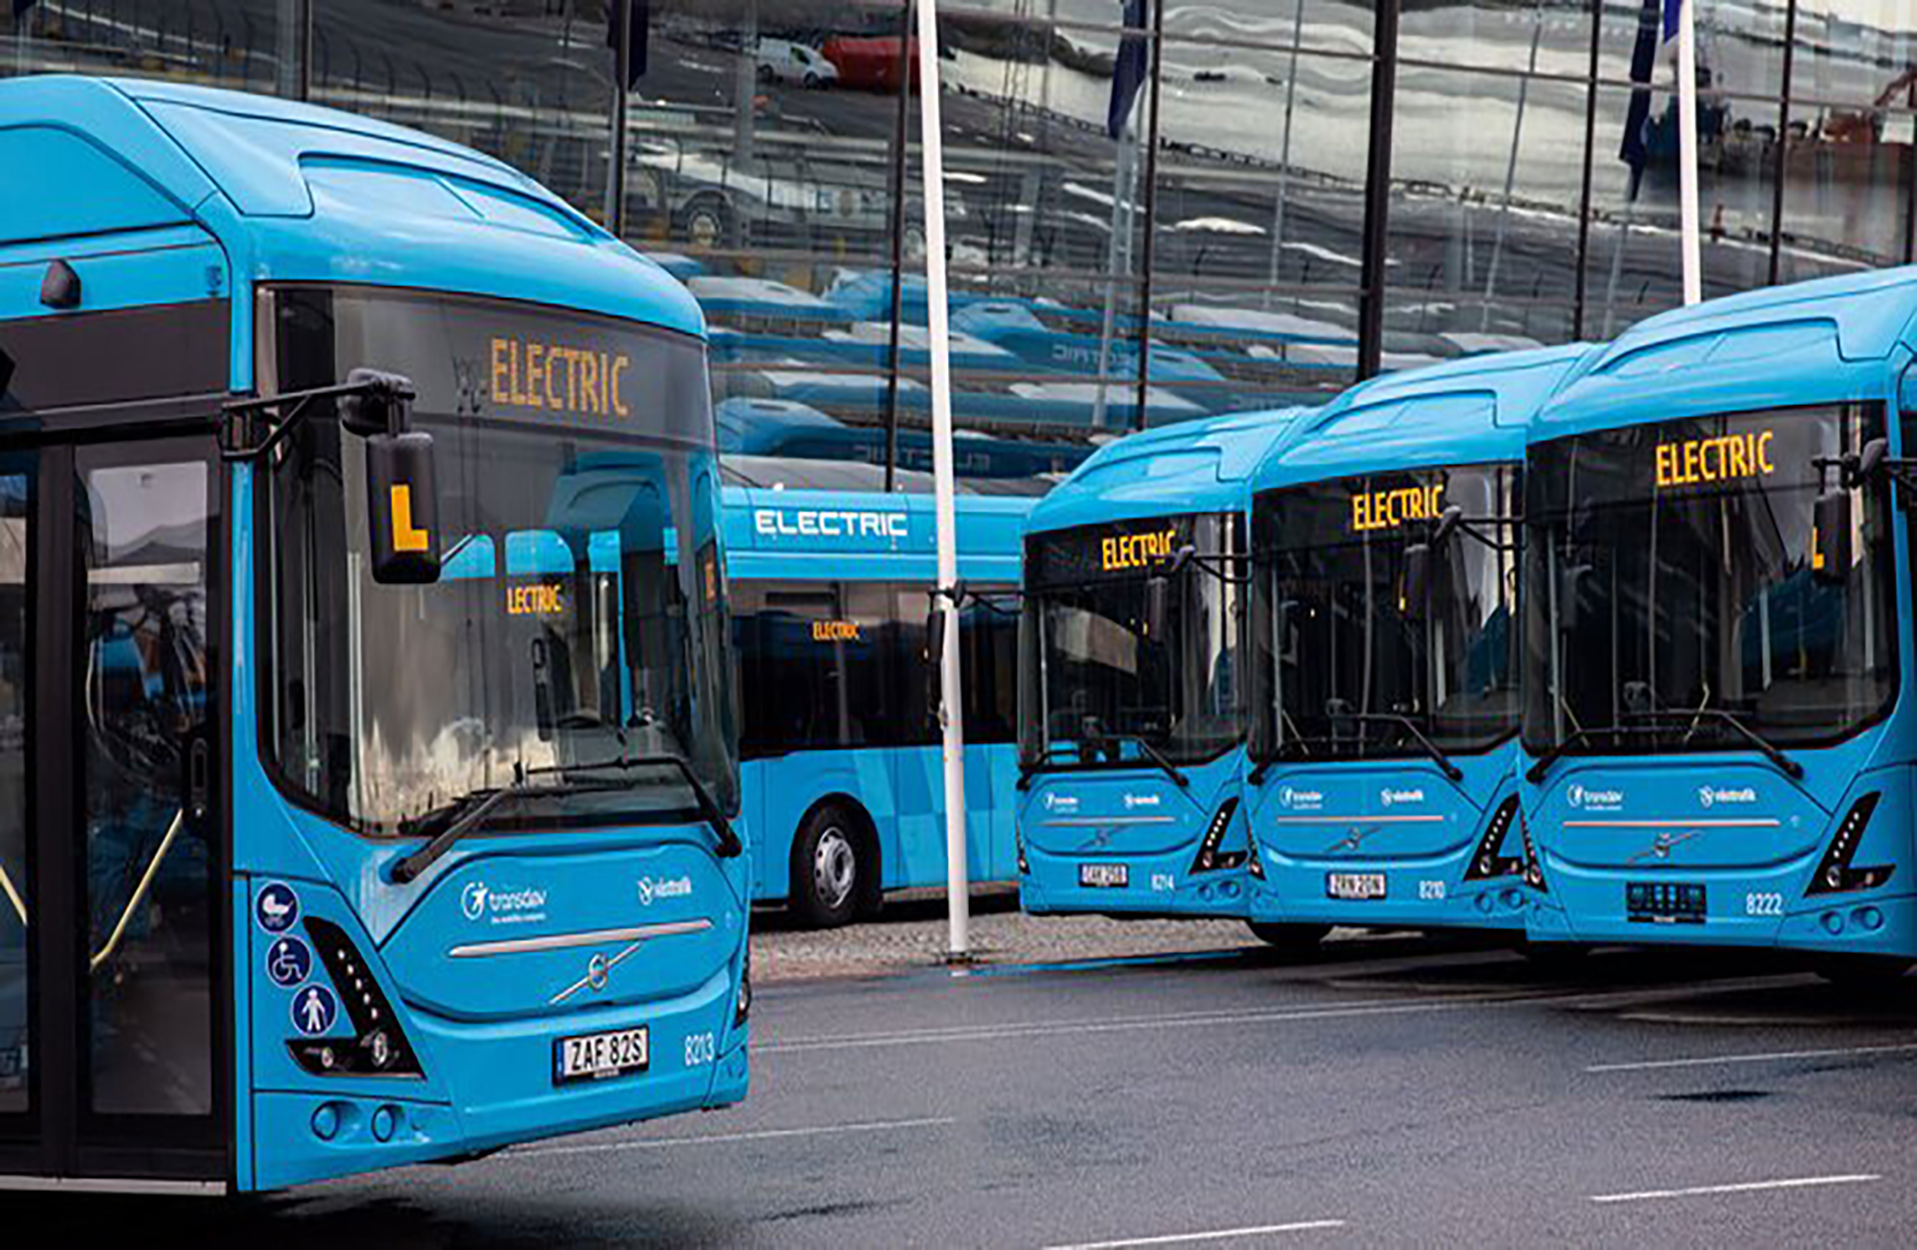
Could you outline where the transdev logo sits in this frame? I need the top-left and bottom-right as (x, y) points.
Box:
(1379, 787), (1425, 808)
(1278, 786), (1324, 810)
(1698, 785), (1758, 809)
(1123, 793), (1162, 810)
(460, 880), (548, 924)
(638, 875), (694, 906)
(1043, 792), (1080, 812)
(1566, 783), (1625, 810)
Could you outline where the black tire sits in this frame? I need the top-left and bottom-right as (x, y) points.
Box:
(1814, 956), (1913, 988)
(676, 194), (734, 251)
(803, 72), (822, 89)
(1247, 922), (1329, 952)
(789, 804), (866, 929)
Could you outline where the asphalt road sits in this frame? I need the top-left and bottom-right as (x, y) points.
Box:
(17, 931), (1917, 1247)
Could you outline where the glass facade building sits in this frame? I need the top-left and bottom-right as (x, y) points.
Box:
(9, 0), (1916, 488)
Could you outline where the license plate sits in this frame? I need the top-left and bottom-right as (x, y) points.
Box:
(554, 1025), (650, 1085)
(1326, 872), (1387, 900)
(1626, 881), (1707, 924)
(1080, 863), (1129, 888)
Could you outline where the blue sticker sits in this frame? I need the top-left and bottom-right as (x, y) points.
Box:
(291, 984), (338, 1036)
(256, 881), (300, 934)
(265, 935), (313, 989)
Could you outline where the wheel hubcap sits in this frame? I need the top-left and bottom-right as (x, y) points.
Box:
(813, 828), (857, 911)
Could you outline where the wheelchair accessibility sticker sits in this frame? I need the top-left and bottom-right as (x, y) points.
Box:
(266, 935), (313, 989)
(292, 985), (338, 1036)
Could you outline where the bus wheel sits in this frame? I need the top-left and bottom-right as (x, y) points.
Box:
(1247, 922), (1328, 953)
(1815, 956), (1913, 988)
(791, 806), (862, 928)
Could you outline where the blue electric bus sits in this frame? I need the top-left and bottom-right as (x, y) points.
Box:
(1241, 347), (1590, 949)
(725, 474), (1031, 924)
(1521, 269), (1917, 979)
(1016, 409), (1307, 922)
(0, 78), (748, 1192)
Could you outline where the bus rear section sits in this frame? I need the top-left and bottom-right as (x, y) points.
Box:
(0, 76), (748, 1194)
(727, 484), (1030, 926)
(1016, 411), (1306, 920)
(1521, 273), (1917, 973)
(1242, 349), (1591, 946)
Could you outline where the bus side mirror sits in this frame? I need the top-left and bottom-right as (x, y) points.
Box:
(339, 367), (413, 436)
(1856, 437), (1889, 484)
(1144, 574), (1170, 640)
(925, 604), (947, 667)
(1813, 489), (1852, 584)
(365, 430), (442, 584)
(1401, 543), (1432, 621)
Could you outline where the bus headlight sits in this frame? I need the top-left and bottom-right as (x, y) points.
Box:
(1520, 809), (1548, 894)
(1461, 796), (1523, 881)
(1190, 798), (1246, 873)
(735, 949), (752, 1027)
(1808, 791), (1894, 894)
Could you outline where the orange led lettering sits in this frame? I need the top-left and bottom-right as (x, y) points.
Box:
(811, 619), (862, 642)
(506, 583), (567, 616)
(1655, 430), (1779, 489)
(1349, 483), (1444, 533)
(488, 337), (634, 421)
(1101, 528), (1178, 572)
(611, 354), (631, 418)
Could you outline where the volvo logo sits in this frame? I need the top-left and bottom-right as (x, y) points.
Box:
(1076, 828), (1115, 853)
(1627, 830), (1701, 863)
(586, 953), (610, 992)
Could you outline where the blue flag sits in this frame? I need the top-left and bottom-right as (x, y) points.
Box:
(1619, 0), (1675, 193)
(1107, 0), (1149, 140)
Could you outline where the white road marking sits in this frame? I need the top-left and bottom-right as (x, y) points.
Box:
(1589, 1174), (1881, 1204)
(1044, 1219), (1347, 1249)
(1586, 1041), (1917, 1073)
(759, 991), (1569, 1055)
(505, 1116), (956, 1159)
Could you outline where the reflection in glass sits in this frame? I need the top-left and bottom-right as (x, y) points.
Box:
(81, 454), (215, 1117)
(314, 0), (616, 217)
(1253, 466), (1521, 761)
(1, 1), (287, 94)
(0, 472), (26, 1116)
(1021, 514), (1246, 768)
(1388, 63), (1585, 356)
(1523, 405), (1895, 757)
(263, 286), (739, 836)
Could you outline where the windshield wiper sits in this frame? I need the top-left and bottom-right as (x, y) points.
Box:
(392, 763), (627, 883)
(1625, 707), (1804, 780)
(1333, 711), (1463, 782)
(1526, 726), (1604, 784)
(391, 754), (742, 884)
(564, 752), (745, 858)
(1016, 735), (1190, 788)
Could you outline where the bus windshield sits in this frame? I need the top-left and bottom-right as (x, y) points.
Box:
(1020, 513), (1244, 769)
(259, 285), (738, 836)
(1522, 403), (1896, 757)
(1251, 464), (1521, 764)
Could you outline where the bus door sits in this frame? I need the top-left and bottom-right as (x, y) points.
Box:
(0, 435), (224, 1189)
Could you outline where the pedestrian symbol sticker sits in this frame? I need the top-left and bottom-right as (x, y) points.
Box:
(256, 881), (300, 934)
(292, 985), (338, 1036)
(266, 935), (312, 989)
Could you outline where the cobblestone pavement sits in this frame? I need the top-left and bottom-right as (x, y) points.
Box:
(750, 884), (1284, 982)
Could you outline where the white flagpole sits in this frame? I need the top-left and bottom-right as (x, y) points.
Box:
(1675, 0), (1702, 304)
(913, 0), (971, 962)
